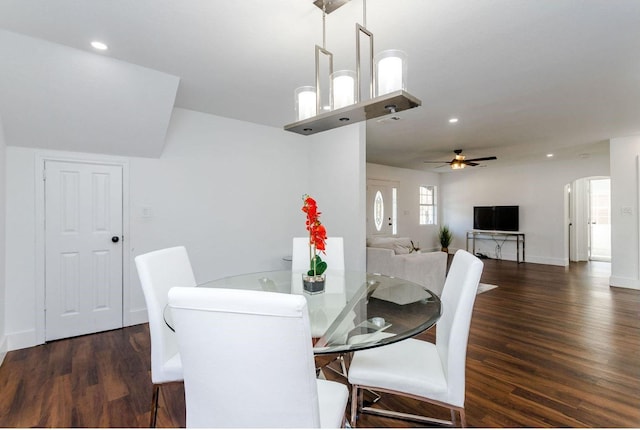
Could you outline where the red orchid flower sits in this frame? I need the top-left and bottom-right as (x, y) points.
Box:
(302, 195), (328, 276)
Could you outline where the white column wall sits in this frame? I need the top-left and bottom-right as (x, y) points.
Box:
(0, 115), (7, 364)
(4, 108), (367, 350)
(441, 152), (609, 265)
(610, 136), (640, 289)
(306, 123), (367, 272)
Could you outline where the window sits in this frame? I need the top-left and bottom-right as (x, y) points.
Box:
(374, 190), (384, 231)
(419, 185), (437, 225)
(392, 187), (398, 235)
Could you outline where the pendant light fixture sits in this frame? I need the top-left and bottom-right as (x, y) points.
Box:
(285, 0), (421, 135)
(295, 86), (317, 121)
(375, 49), (407, 96)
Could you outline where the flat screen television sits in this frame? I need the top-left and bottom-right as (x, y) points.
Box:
(473, 206), (519, 231)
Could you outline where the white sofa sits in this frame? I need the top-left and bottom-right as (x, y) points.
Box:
(366, 237), (447, 296)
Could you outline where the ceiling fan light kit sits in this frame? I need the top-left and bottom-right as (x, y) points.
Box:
(285, 0), (421, 135)
(424, 149), (498, 170)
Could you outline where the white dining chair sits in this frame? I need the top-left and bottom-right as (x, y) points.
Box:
(168, 286), (349, 428)
(292, 236), (345, 273)
(135, 246), (197, 427)
(348, 249), (483, 427)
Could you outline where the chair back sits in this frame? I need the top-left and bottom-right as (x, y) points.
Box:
(436, 249), (483, 406)
(292, 237), (345, 273)
(168, 287), (322, 428)
(135, 246), (196, 383)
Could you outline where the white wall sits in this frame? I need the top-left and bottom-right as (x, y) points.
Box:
(0, 114), (7, 365)
(610, 136), (640, 289)
(4, 108), (367, 350)
(440, 152), (609, 265)
(366, 163), (441, 251)
(307, 123), (367, 271)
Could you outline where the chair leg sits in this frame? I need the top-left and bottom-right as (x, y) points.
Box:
(459, 407), (467, 428)
(350, 385), (361, 428)
(339, 354), (348, 376)
(150, 384), (160, 428)
(322, 354), (347, 378)
(356, 386), (467, 427)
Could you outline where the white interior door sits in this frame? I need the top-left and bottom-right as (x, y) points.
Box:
(45, 160), (123, 341)
(366, 180), (397, 236)
(588, 178), (611, 261)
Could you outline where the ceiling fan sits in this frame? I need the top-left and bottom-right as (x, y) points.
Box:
(423, 149), (497, 170)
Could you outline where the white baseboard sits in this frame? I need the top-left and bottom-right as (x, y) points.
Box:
(0, 335), (7, 367)
(6, 311), (148, 353)
(609, 276), (640, 290)
(453, 246), (566, 266)
(125, 308), (149, 327)
(7, 328), (39, 351)
(525, 255), (567, 266)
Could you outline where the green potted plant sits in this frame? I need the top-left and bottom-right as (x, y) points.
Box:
(438, 225), (453, 253)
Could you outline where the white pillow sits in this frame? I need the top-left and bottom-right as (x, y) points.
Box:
(393, 238), (413, 254)
(367, 237), (396, 249)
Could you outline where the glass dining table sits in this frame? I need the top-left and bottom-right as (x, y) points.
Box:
(164, 270), (442, 355)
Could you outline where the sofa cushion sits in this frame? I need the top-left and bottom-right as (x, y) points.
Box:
(366, 247), (447, 297)
(367, 237), (413, 255)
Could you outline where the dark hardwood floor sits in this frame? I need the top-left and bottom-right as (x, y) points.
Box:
(0, 258), (638, 427)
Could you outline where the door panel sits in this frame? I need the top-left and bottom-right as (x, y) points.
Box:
(45, 161), (123, 341)
(589, 178), (611, 261)
(366, 180), (397, 236)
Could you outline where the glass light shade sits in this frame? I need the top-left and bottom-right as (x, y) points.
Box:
(375, 49), (407, 96)
(295, 86), (317, 121)
(330, 70), (357, 110)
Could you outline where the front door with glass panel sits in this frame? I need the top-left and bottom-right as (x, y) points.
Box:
(367, 180), (397, 236)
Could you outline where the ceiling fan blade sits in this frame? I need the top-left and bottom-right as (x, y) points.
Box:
(464, 156), (497, 162)
(423, 160), (451, 164)
(465, 162), (479, 166)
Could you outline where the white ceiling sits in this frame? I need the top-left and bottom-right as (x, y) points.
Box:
(0, 0), (638, 169)
(0, 29), (179, 157)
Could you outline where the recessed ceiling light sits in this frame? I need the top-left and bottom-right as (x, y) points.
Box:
(91, 41), (108, 51)
(448, 118), (459, 123)
(546, 153), (554, 158)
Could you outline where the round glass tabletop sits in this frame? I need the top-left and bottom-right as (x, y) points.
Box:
(164, 270), (441, 355)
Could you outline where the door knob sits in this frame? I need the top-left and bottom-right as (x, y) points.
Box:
(111, 236), (120, 243)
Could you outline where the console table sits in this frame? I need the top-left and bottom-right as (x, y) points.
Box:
(466, 230), (525, 263)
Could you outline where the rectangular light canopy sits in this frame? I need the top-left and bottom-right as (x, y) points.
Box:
(284, 90), (421, 135)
